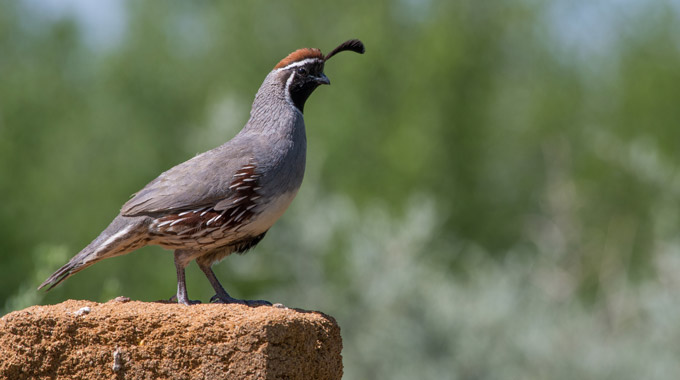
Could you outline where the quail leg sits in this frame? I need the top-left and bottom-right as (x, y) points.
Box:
(173, 251), (201, 305)
(198, 262), (271, 306)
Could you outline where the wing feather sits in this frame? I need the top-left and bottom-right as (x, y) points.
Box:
(121, 144), (255, 217)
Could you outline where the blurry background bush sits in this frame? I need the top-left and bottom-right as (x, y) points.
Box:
(2, 0), (680, 378)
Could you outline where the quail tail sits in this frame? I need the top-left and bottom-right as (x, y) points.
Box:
(38, 215), (149, 291)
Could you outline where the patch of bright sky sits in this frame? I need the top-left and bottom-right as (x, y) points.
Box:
(21, 0), (127, 50)
(540, 0), (680, 92)
(544, 0), (679, 65)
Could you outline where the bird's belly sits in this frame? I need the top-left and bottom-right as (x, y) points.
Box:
(240, 190), (299, 236)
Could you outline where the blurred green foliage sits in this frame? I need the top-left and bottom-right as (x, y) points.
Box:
(2, 1), (680, 378)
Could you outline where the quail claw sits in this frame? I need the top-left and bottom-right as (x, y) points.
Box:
(167, 294), (201, 305)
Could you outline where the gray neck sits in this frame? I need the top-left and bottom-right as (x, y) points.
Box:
(236, 70), (307, 195)
(242, 70), (302, 136)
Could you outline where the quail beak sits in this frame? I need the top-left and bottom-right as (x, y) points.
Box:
(314, 73), (331, 85)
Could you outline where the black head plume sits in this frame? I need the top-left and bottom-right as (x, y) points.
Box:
(324, 39), (366, 61)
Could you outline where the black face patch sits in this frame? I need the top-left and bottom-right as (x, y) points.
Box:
(285, 61), (326, 113)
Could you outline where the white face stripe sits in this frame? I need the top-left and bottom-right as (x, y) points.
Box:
(283, 70), (300, 112)
(275, 58), (324, 72)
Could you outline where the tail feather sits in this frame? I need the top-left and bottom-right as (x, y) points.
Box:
(38, 260), (93, 291)
(38, 215), (149, 291)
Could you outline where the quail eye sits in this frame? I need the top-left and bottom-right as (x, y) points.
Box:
(297, 67), (308, 76)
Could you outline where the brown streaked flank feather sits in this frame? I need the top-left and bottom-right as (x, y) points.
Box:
(274, 48), (324, 69)
(150, 162), (262, 242)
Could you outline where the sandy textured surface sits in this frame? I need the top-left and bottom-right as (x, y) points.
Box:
(0, 299), (342, 379)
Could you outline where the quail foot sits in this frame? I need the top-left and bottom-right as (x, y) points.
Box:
(39, 39), (366, 306)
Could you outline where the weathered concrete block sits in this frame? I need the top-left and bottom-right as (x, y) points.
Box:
(0, 299), (342, 379)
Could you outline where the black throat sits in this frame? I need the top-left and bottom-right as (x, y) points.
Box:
(288, 75), (321, 113)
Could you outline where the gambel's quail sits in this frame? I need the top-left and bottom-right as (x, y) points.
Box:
(39, 39), (365, 305)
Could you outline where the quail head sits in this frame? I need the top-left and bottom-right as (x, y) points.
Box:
(39, 39), (366, 305)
